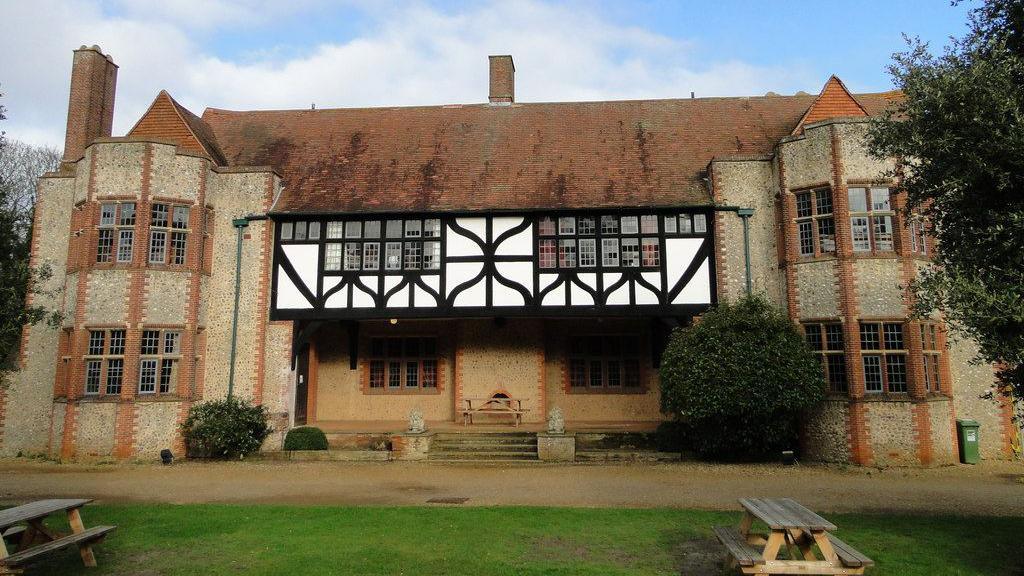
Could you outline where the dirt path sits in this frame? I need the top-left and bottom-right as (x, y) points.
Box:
(1, 458), (1022, 515)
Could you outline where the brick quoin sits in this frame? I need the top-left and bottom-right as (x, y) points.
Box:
(251, 174), (276, 406)
(536, 323), (547, 423)
(708, 163), (730, 301)
(774, 153), (800, 323)
(828, 125), (873, 466)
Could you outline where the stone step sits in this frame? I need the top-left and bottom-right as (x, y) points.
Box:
(261, 450), (391, 462)
(575, 450), (680, 463)
(428, 450), (539, 461)
(433, 438), (537, 446)
(431, 442), (537, 452)
(434, 433), (536, 440)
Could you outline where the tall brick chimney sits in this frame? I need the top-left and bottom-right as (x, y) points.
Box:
(488, 55), (514, 104)
(62, 45), (118, 166)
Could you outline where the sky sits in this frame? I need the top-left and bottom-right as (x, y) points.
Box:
(0, 0), (974, 149)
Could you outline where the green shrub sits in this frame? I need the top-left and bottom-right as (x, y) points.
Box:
(654, 420), (690, 453)
(659, 294), (825, 460)
(180, 397), (272, 459)
(284, 426), (329, 451)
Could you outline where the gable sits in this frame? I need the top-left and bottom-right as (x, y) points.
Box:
(792, 76), (868, 134)
(128, 91), (225, 163)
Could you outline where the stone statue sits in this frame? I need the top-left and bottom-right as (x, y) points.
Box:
(547, 406), (565, 434)
(408, 408), (426, 434)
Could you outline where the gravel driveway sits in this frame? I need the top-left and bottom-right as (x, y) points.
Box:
(1, 458), (1022, 515)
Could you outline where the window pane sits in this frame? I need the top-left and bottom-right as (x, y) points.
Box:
(148, 230), (167, 264)
(97, 229), (114, 263)
(641, 238), (660, 266)
(589, 360), (603, 387)
(569, 359), (586, 387)
(405, 361), (419, 387)
(640, 215), (658, 234)
(308, 221), (321, 240)
(860, 323), (880, 350)
(538, 239), (557, 269)
(386, 220), (403, 238)
(873, 216), (893, 251)
(621, 238), (640, 267)
(883, 323), (904, 350)
(578, 217), (595, 235)
(369, 361), (385, 388)
(558, 239), (577, 268)
(172, 206), (190, 229)
(871, 187), (891, 211)
(422, 360), (438, 387)
(151, 203), (169, 227)
(538, 217), (556, 236)
(108, 330), (125, 355)
(404, 220), (421, 238)
(170, 232), (187, 265)
(364, 221), (381, 239)
(363, 242), (380, 270)
(601, 238), (619, 267)
(385, 242), (402, 270)
(607, 360), (621, 387)
(693, 214), (707, 233)
(159, 359), (175, 393)
(423, 219), (441, 238)
(824, 324), (844, 351)
(117, 230), (134, 262)
(558, 217), (575, 235)
(163, 332), (180, 354)
(804, 324), (823, 351)
(886, 355), (907, 393)
(344, 243), (361, 270)
(326, 222), (344, 238)
(798, 221), (813, 255)
(795, 192), (812, 218)
(826, 355), (847, 393)
(324, 243), (342, 271)
(100, 204), (116, 226)
(105, 359), (123, 395)
(403, 242), (422, 270)
(423, 241), (441, 270)
(863, 356), (882, 392)
(141, 330), (161, 355)
(679, 215), (692, 233)
(139, 359), (158, 393)
(848, 188), (868, 212)
(388, 360), (402, 387)
(850, 216), (871, 251)
(294, 221), (307, 240)
(345, 221), (362, 238)
(817, 218), (836, 253)
(663, 216), (677, 234)
(119, 203), (136, 226)
(620, 216), (639, 234)
(600, 215), (619, 234)
(579, 239), (596, 267)
(85, 360), (102, 394)
(280, 222), (294, 240)
(815, 189), (833, 215)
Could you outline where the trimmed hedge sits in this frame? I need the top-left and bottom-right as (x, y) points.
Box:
(180, 397), (272, 459)
(659, 295), (825, 460)
(284, 426), (329, 451)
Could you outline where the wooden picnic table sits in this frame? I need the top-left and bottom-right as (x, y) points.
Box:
(713, 497), (873, 575)
(0, 499), (116, 574)
(460, 397), (527, 427)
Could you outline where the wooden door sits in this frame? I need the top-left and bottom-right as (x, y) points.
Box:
(294, 346), (309, 426)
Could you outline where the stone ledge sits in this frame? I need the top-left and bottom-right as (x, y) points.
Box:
(258, 450), (391, 462)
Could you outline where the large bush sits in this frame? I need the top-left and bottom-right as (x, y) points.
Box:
(660, 295), (825, 460)
(284, 426), (328, 451)
(180, 397), (272, 459)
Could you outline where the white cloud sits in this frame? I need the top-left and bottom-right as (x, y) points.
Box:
(0, 0), (818, 149)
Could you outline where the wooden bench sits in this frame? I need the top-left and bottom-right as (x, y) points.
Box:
(827, 533), (875, 569)
(460, 397), (528, 427)
(712, 526), (764, 567)
(2, 526), (116, 571)
(0, 528), (25, 546)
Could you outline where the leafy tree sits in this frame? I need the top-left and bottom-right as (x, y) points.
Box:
(0, 86), (62, 385)
(659, 295), (825, 460)
(866, 0), (1024, 406)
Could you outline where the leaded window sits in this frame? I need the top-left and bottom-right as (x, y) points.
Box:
(149, 203), (190, 265)
(97, 202), (136, 263)
(567, 335), (642, 391)
(83, 328), (127, 396)
(368, 337), (438, 391)
(921, 322), (942, 393)
(848, 187), (895, 253)
(860, 321), (907, 393)
(794, 188), (835, 256)
(139, 328), (181, 395)
(803, 322), (847, 393)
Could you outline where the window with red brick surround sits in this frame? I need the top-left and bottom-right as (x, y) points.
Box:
(802, 322), (847, 393)
(920, 322), (942, 393)
(793, 188), (835, 257)
(860, 321), (908, 394)
(566, 334), (644, 393)
(366, 336), (439, 393)
(848, 187), (895, 253)
(83, 327), (126, 396)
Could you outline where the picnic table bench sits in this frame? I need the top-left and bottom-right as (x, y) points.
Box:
(714, 497), (874, 575)
(460, 397), (528, 427)
(0, 499), (116, 574)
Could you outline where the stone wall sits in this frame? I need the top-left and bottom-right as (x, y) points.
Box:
(794, 261), (839, 318)
(458, 319), (545, 423)
(948, 337), (1012, 459)
(853, 259), (906, 318)
(865, 400), (917, 467)
(801, 400), (850, 463)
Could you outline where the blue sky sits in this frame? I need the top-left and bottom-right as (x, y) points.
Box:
(1, 0), (974, 147)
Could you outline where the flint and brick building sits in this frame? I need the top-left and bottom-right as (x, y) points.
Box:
(0, 46), (1018, 465)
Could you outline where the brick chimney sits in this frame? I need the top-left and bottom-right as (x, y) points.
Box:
(488, 55), (514, 104)
(62, 45), (118, 166)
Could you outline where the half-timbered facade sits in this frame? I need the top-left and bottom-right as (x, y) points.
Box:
(1, 47), (1018, 466)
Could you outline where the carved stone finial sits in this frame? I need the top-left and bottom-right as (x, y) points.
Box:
(408, 408), (426, 434)
(547, 406), (565, 434)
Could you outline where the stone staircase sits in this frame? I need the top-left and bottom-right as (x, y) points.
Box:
(428, 432), (539, 462)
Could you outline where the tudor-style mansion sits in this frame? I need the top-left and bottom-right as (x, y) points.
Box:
(0, 46), (1017, 466)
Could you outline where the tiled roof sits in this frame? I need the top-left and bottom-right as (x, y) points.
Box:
(128, 91), (226, 164)
(129, 82), (897, 215)
(791, 76), (869, 134)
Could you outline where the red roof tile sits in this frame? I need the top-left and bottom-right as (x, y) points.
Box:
(128, 91), (226, 164)
(192, 86), (898, 214)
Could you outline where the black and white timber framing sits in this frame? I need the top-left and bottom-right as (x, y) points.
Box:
(269, 208), (717, 321)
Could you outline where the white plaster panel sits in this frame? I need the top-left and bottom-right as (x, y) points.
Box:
(570, 281), (594, 306)
(491, 216), (524, 240)
(383, 275), (401, 294)
(495, 227), (533, 256)
(606, 283), (629, 305)
(322, 277), (342, 299)
(492, 282), (525, 307)
(673, 257), (711, 304)
(495, 261), (533, 292)
(276, 267), (312, 309)
(414, 285), (439, 308)
(446, 227), (485, 257)
(352, 285), (375, 308)
(542, 281), (566, 306)
(387, 285), (410, 308)
(445, 262), (483, 296)
(539, 273), (559, 293)
(421, 275), (439, 293)
(641, 272), (662, 291)
(454, 278), (486, 307)
(282, 244), (320, 294)
(635, 281), (658, 305)
(665, 238), (702, 288)
(325, 284), (348, 308)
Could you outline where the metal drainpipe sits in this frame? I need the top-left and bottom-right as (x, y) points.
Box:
(228, 214), (268, 399)
(736, 208), (755, 296)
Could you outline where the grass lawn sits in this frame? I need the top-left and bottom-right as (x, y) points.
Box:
(9, 505), (1023, 575)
